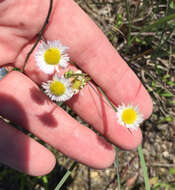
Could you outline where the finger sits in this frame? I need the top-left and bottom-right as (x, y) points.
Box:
(0, 118), (55, 176)
(14, 0), (150, 149)
(43, 0), (153, 119)
(67, 83), (143, 150)
(16, 59), (142, 150)
(0, 71), (115, 169)
(17, 0), (152, 118)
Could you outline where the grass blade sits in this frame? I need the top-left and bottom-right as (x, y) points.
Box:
(143, 13), (175, 32)
(131, 13), (175, 43)
(138, 144), (150, 190)
(115, 147), (121, 190)
(54, 162), (76, 190)
(124, 0), (132, 46)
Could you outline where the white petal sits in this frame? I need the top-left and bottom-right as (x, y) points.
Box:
(35, 40), (70, 74)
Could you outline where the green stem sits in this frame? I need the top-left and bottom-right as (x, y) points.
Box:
(115, 147), (121, 190)
(138, 144), (150, 190)
(54, 162), (77, 190)
(125, 0), (132, 47)
(88, 82), (113, 109)
(22, 0), (53, 72)
(97, 86), (117, 112)
(72, 73), (88, 77)
(88, 84), (150, 190)
(88, 83), (122, 188)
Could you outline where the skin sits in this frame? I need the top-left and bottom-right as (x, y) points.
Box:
(0, 0), (153, 176)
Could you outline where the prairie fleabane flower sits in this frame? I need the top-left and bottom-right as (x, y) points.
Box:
(72, 78), (82, 94)
(42, 75), (73, 102)
(116, 104), (143, 130)
(35, 40), (69, 74)
(64, 70), (91, 94)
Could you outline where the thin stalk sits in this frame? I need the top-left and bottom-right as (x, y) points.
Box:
(159, 0), (170, 46)
(96, 86), (117, 112)
(88, 82), (113, 109)
(124, 0), (132, 47)
(88, 83), (150, 190)
(54, 162), (77, 190)
(22, 0), (53, 72)
(114, 147), (121, 190)
(89, 84), (121, 189)
(138, 144), (150, 190)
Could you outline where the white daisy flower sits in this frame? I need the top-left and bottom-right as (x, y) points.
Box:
(116, 104), (144, 130)
(35, 40), (69, 74)
(42, 75), (74, 102)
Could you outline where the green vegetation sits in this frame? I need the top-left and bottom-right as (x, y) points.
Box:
(0, 0), (175, 189)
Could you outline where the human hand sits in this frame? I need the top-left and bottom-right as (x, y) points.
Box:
(0, 0), (152, 176)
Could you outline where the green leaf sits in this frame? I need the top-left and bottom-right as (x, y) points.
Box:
(150, 177), (159, 186)
(160, 92), (174, 97)
(168, 81), (175, 86)
(138, 145), (150, 190)
(131, 13), (175, 43)
(169, 168), (175, 175)
(169, 100), (175, 105)
(143, 13), (175, 32)
(159, 116), (174, 122)
(42, 176), (48, 184)
(170, 0), (175, 9)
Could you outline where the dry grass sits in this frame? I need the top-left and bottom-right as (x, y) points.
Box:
(69, 0), (175, 189)
(0, 1), (175, 190)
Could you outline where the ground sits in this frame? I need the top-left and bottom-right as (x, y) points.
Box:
(0, 0), (175, 190)
(67, 1), (175, 189)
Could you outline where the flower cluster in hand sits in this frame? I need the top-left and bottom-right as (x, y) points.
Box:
(35, 40), (144, 131)
(35, 40), (90, 102)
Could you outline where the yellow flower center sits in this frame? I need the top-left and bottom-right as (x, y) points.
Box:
(122, 108), (137, 124)
(44, 48), (61, 65)
(49, 81), (66, 96)
(72, 79), (81, 90)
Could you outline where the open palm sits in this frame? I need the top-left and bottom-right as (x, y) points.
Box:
(0, 0), (152, 176)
